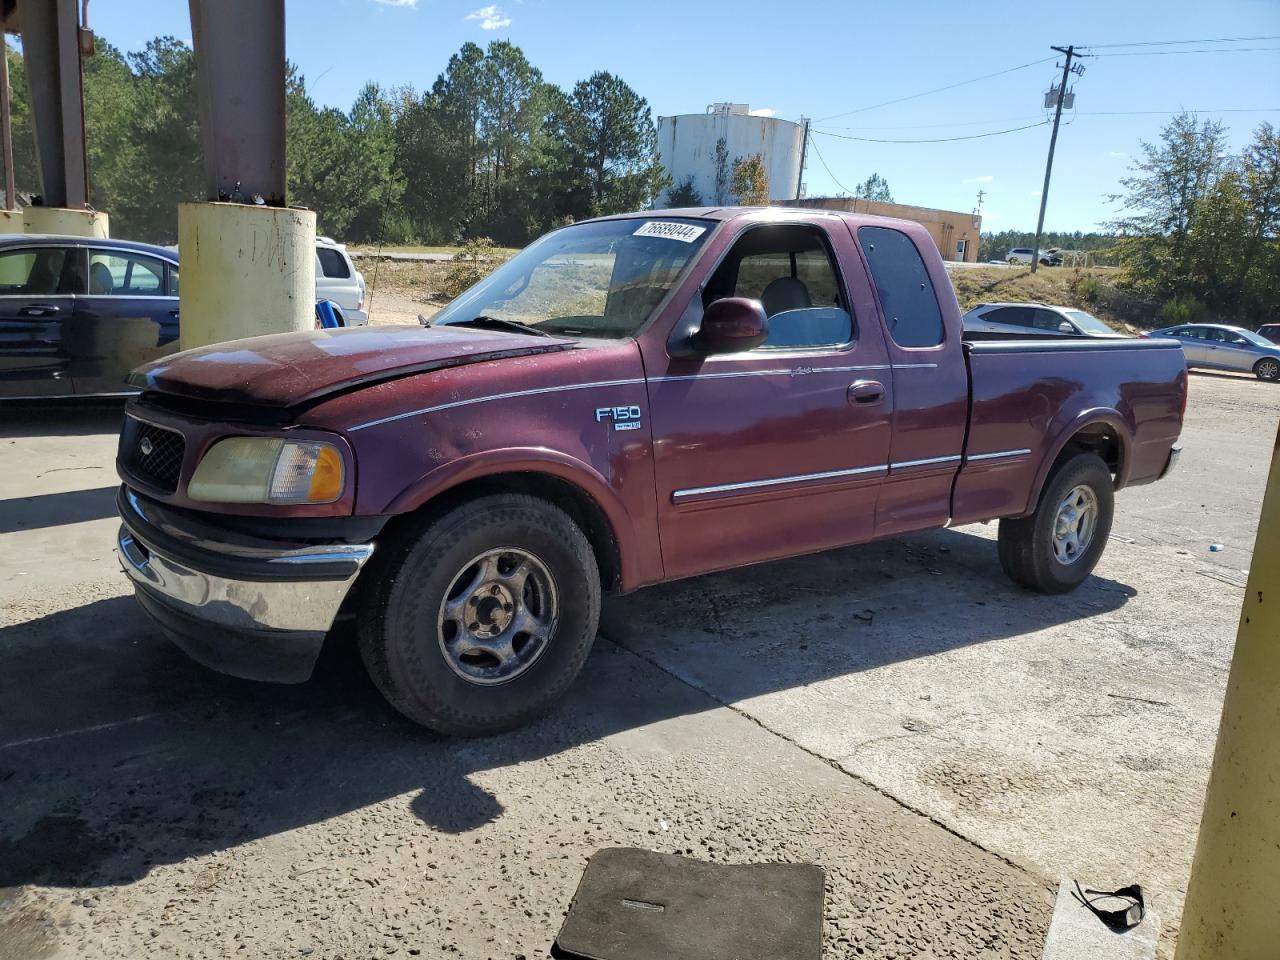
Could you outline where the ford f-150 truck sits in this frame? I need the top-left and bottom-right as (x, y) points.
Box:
(116, 207), (1186, 735)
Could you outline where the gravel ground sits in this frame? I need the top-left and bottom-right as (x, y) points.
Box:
(0, 371), (1275, 959)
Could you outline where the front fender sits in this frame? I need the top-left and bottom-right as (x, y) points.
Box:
(385, 447), (648, 588)
(1023, 407), (1133, 515)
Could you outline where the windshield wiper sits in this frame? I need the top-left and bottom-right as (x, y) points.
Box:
(446, 315), (553, 337)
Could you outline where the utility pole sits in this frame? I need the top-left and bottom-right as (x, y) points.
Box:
(794, 118), (810, 201)
(1031, 45), (1083, 273)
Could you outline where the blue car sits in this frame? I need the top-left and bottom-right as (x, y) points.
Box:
(0, 234), (356, 399)
(1147, 323), (1280, 383)
(0, 234), (180, 399)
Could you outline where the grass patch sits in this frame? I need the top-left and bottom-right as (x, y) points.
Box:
(946, 266), (1157, 332)
(348, 243), (522, 258)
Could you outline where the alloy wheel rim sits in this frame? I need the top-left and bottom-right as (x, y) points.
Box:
(437, 547), (558, 686)
(1260, 359), (1279, 380)
(1052, 485), (1099, 566)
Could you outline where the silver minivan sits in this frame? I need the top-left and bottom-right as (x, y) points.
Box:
(315, 237), (368, 325)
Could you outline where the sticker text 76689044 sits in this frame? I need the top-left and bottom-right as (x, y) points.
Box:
(633, 221), (707, 243)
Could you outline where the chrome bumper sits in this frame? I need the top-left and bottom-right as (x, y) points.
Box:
(116, 489), (374, 682)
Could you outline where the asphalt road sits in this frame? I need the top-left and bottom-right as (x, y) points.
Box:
(0, 371), (1275, 959)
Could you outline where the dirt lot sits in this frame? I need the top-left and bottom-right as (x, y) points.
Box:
(0, 372), (1275, 959)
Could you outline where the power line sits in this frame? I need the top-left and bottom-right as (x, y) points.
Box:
(823, 107), (1279, 132)
(813, 56), (1056, 123)
(1089, 46), (1280, 57)
(811, 119), (1048, 145)
(805, 135), (857, 197)
(1080, 35), (1280, 49)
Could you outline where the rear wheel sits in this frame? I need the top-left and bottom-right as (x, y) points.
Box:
(997, 452), (1114, 593)
(1254, 357), (1280, 382)
(358, 494), (601, 735)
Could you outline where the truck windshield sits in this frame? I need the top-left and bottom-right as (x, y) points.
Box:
(433, 217), (714, 339)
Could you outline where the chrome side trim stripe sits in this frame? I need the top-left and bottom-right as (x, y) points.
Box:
(350, 361), (936, 432)
(965, 448), (1032, 462)
(673, 464), (888, 501)
(652, 364), (889, 383)
(349, 378), (648, 431)
(890, 454), (962, 469)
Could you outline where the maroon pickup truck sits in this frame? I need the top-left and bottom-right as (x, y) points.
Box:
(116, 208), (1186, 734)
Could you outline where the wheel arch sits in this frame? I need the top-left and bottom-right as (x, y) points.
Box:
(1024, 410), (1132, 515)
(378, 450), (634, 593)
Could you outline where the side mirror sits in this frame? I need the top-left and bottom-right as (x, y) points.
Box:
(1058, 321), (1075, 334)
(696, 297), (768, 354)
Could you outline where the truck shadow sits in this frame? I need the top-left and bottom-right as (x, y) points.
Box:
(0, 526), (1134, 890)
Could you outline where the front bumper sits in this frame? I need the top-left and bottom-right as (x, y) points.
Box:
(117, 487), (374, 683)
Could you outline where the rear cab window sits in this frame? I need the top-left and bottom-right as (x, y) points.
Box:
(317, 247), (352, 279)
(857, 226), (944, 348)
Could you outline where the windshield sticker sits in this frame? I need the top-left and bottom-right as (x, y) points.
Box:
(633, 221), (707, 243)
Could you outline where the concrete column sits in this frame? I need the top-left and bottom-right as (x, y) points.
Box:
(181, 0), (308, 348)
(23, 205), (107, 237)
(177, 202), (315, 351)
(18, 0), (88, 209)
(1175, 423), (1280, 959)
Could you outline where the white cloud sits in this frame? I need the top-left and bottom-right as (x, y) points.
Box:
(466, 5), (512, 28)
(1029, 189), (1042, 198)
(1107, 151), (1129, 158)
(371, 0), (416, 7)
(963, 175), (994, 183)
(748, 108), (776, 118)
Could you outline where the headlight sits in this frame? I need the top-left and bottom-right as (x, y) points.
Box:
(188, 437), (345, 504)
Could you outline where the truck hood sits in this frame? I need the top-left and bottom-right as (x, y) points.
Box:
(128, 324), (577, 408)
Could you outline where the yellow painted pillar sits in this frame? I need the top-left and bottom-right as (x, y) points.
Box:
(0, 209), (23, 234)
(1176, 423), (1280, 960)
(177, 201), (315, 351)
(22, 205), (108, 237)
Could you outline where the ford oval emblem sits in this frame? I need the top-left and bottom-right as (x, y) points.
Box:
(140, 437), (154, 456)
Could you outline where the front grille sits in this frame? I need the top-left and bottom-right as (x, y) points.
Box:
(124, 418), (186, 494)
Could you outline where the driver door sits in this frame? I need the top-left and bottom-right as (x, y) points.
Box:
(640, 220), (894, 580)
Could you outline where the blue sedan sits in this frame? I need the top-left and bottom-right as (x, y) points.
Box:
(1148, 323), (1280, 383)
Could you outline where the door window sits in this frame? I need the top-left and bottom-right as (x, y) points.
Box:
(87, 251), (167, 296)
(983, 306), (1034, 328)
(0, 247), (77, 295)
(317, 247), (351, 279)
(858, 226), (944, 347)
(704, 224), (853, 349)
(1030, 309), (1069, 331)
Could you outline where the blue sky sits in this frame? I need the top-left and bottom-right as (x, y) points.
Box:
(88, 0), (1279, 233)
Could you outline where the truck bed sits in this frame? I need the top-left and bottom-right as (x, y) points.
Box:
(952, 337), (1187, 525)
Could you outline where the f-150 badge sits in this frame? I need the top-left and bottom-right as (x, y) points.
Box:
(596, 405), (643, 431)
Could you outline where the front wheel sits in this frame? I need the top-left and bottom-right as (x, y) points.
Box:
(358, 494), (601, 735)
(1254, 357), (1280, 382)
(997, 452), (1114, 593)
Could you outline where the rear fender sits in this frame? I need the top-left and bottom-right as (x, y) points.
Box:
(1022, 408), (1133, 515)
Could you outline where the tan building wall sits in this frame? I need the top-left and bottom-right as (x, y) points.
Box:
(781, 197), (982, 263)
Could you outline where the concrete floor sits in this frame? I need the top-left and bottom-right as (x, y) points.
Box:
(0, 372), (1274, 958)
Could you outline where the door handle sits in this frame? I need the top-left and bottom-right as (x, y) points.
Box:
(848, 380), (885, 404)
(168, 309), (179, 318)
(18, 304), (60, 317)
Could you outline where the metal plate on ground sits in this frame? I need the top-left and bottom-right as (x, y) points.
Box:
(553, 847), (825, 960)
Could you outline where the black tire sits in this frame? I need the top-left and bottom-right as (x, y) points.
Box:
(358, 494), (600, 735)
(1254, 357), (1280, 382)
(997, 452), (1114, 594)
